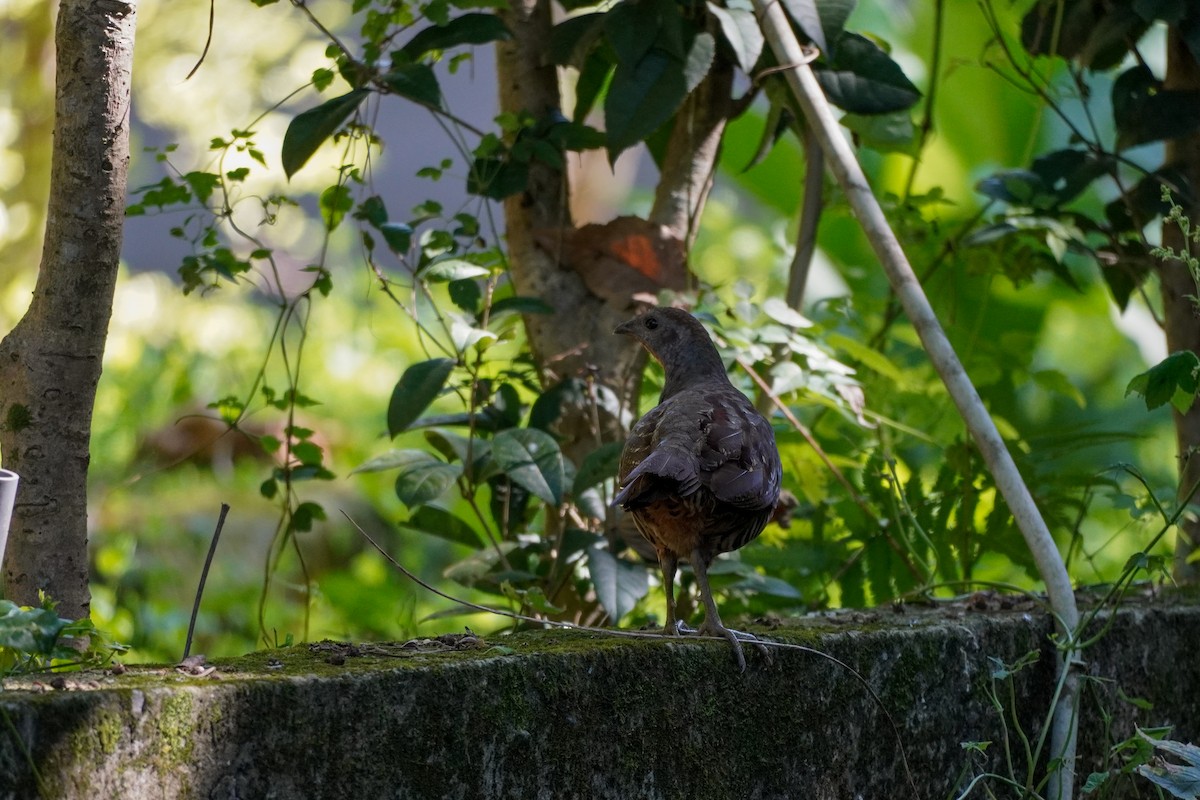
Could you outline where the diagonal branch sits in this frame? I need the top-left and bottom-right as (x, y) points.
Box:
(751, 4), (1080, 798)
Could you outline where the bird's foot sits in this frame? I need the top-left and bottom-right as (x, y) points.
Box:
(664, 620), (694, 637)
(696, 622), (773, 672)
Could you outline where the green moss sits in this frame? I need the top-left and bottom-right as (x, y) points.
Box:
(4, 403), (31, 433)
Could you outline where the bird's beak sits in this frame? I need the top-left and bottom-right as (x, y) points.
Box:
(614, 318), (637, 337)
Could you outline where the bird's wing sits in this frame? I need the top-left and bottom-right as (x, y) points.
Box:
(615, 403), (702, 509)
(697, 389), (781, 511)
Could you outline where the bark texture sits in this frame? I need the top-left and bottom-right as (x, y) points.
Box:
(495, 0), (646, 461)
(1161, 29), (1200, 584)
(0, 0), (137, 618)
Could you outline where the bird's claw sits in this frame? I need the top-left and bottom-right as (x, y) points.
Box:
(694, 623), (773, 671)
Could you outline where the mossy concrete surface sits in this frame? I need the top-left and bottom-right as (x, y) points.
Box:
(1, 602), (1197, 799)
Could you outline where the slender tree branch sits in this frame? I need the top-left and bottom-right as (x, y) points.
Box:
(752, 5), (1081, 798)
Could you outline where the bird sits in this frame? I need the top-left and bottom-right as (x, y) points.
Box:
(614, 306), (783, 670)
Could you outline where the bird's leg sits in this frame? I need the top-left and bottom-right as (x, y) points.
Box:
(690, 550), (771, 671)
(658, 550), (685, 636)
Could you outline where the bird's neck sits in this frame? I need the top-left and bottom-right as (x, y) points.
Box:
(659, 350), (729, 401)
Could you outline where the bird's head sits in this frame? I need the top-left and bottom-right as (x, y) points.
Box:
(614, 306), (727, 393)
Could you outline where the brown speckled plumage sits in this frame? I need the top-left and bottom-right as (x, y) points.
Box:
(614, 307), (782, 669)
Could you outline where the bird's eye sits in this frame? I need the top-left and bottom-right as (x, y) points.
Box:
(644, 316), (658, 330)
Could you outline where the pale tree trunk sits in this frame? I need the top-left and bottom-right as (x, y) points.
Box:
(1161, 28), (1200, 584)
(0, 0), (137, 619)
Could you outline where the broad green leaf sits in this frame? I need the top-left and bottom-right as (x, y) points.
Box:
(779, 0), (827, 52)
(839, 109), (916, 153)
(393, 451), (462, 507)
(381, 63), (443, 108)
(491, 428), (565, 505)
(605, 50), (684, 160)
(399, 13), (512, 60)
(816, 0), (857, 51)
(549, 13), (605, 67)
(420, 259), (491, 282)
(1081, 772), (1108, 794)
(401, 506), (485, 548)
(814, 33), (920, 114)
(586, 545), (649, 621)
(573, 441), (624, 494)
(762, 297), (812, 328)
(708, 1), (763, 74)
(489, 296), (555, 318)
(604, 1), (662, 65)
(388, 358), (456, 437)
(281, 89), (369, 179)
(1126, 351), (1200, 413)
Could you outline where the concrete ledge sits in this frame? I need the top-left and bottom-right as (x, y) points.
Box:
(2, 602), (1197, 799)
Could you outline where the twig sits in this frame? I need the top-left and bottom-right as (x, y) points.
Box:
(342, 510), (921, 800)
(183, 503), (230, 661)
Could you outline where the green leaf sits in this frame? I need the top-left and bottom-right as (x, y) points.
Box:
(380, 222), (413, 252)
(1081, 772), (1109, 794)
(814, 33), (921, 114)
(573, 441), (624, 494)
(550, 12), (605, 67)
(401, 506), (485, 548)
(779, 0), (827, 52)
(605, 1), (663, 65)
(183, 171), (221, 204)
(574, 47), (615, 123)
(281, 89), (369, 179)
(605, 50), (686, 161)
(707, 1), (762, 73)
(490, 296), (555, 318)
(586, 545), (649, 622)
(393, 452), (462, 507)
(1126, 351), (1200, 412)
(467, 156), (529, 199)
(839, 109), (916, 153)
(816, 0), (857, 51)
(381, 63), (443, 108)
(388, 358), (457, 437)
(319, 184), (353, 230)
(420, 258), (491, 282)
(491, 428), (566, 505)
(399, 13), (512, 60)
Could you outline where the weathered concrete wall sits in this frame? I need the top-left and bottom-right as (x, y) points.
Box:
(1, 602), (1197, 799)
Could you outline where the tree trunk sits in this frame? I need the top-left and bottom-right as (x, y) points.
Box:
(1161, 28), (1200, 584)
(495, 0), (644, 457)
(0, 0), (137, 619)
